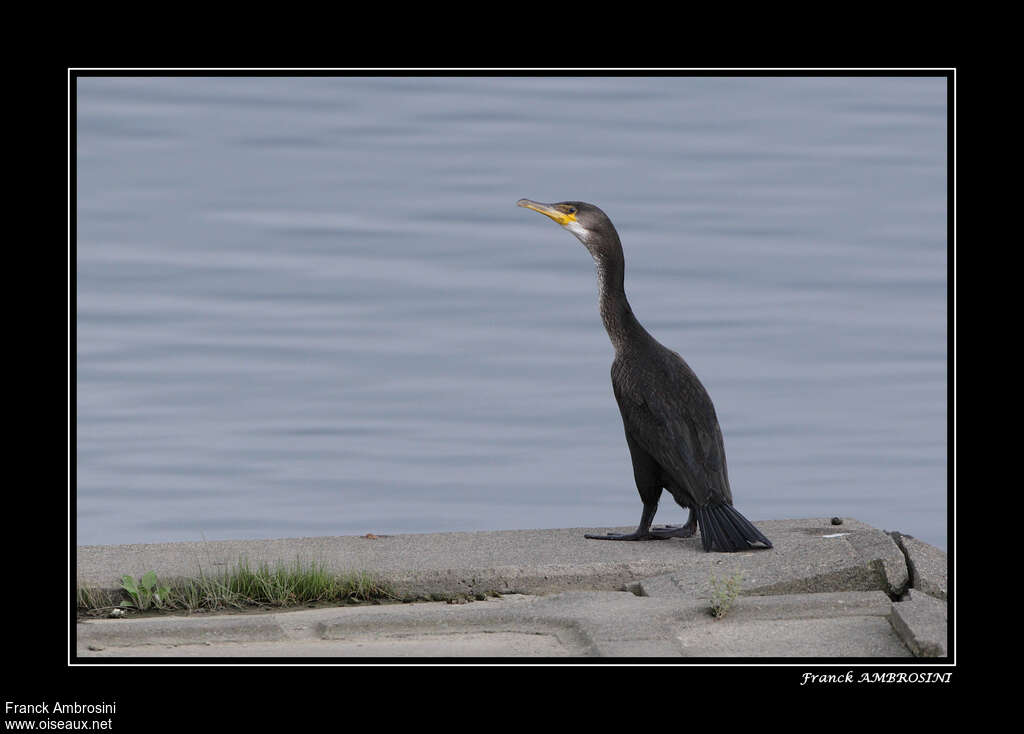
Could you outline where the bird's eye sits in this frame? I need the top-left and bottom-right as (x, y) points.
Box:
(567, 207), (577, 214)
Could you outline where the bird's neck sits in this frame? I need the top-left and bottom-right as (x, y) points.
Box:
(593, 248), (644, 354)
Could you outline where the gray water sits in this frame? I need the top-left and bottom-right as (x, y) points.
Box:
(76, 75), (948, 550)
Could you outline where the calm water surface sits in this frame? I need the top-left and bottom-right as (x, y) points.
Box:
(76, 76), (949, 549)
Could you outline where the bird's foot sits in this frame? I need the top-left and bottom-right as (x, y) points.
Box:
(584, 530), (662, 541)
(649, 524), (696, 539)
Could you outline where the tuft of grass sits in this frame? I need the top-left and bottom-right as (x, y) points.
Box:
(77, 559), (395, 617)
(76, 585), (119, 611)
(709, 572), (744, 619)
(214, 559), (391, 608)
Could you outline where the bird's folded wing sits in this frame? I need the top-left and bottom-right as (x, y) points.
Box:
(612, 360), (731, 506)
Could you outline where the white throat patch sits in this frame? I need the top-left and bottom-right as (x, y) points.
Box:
(564, 220), (589, 242)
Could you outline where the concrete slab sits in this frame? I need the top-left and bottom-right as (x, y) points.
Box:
(672, 591), (909, 657)
(892, 533), (948, 601)
(676, 617), (908, 657)
(81, 632), (574, 658)
(76, 518), (907, 601)
(889, 588), (948, 657)
(77, 595), (592, 658)
(76, 589), (912, 658)
(633, 518), (908, 599)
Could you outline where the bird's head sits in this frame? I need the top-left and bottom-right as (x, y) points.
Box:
(517, 199), (621, 260)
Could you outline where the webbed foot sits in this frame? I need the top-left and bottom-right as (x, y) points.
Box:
(584, 530), (663, 541)
(649, 523), (696, 539)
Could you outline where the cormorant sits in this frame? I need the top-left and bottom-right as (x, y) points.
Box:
(517, 199), (772, 553)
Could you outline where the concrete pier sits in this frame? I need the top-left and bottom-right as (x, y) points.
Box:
(75, 517), (949, 659)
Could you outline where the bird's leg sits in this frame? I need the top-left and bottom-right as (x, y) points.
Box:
(584, 501), (662, 541)
(649, 509), (698, 538)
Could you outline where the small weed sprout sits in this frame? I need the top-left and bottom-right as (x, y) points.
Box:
(120, 571), (171, 611)
(709, 572), (743, 619)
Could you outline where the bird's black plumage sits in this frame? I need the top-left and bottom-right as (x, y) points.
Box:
(517, 198), (771, 552)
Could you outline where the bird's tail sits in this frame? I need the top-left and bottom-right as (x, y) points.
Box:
(695, 504), (773, 553)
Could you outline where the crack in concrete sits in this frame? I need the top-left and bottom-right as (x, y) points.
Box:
(886, 530), (915, 602)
